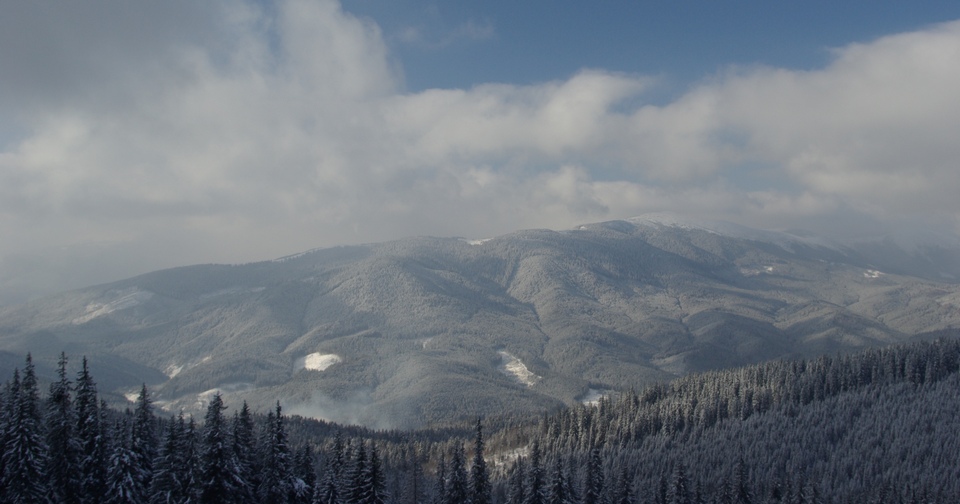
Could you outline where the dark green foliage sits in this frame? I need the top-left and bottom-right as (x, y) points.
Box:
(2, 357), (49, 503)
(469, 418), (491, 504)
(200, 393), (243, 503)
(2, 340), (960, 503)
(46, 352), (81, 504)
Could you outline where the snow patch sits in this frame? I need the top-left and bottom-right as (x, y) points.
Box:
(72, 288), (153, 324)
(740, 265), (775, 277)
(165, 364), (184, 378)
(864, 269), (884, 279)
(460, 237), (492, 246)
(123, 391), (139, 403)
(295, 353), (342, 371)
(498, 351), (540, 387)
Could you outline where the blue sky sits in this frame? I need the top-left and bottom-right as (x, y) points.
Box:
(344, 1), (960, 91)
(2, 0), (960, 302)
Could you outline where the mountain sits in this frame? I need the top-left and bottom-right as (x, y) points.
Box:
(1, 214), (958, 428)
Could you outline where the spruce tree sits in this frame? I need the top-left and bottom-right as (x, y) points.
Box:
(292, 444), (316, 504)
(76, 357), (107, 503)
(672, 464), (690, 504)
(233, 401), (259, 504)
(106, 418), (145, 504)
(507, 457), (526, 504)
(583, 447), (605, 504)
(431, 453), (446, 504)
(524, 441), (545, 504)
(315, 456), (343, 504)
(2, 357), (51, 503)
(46, 352), (81, 504)
(366, 442), (387, 504)
(469, 419), (491, 504)
(547, 456), (570, 504)
(348, 440), (369, 504)
(199, 393), (242, 503)
(259, 403), (293, 504)
(132, 384), (158, 496)
(149, 415), (184, 504)
(445, 443), (468, 504)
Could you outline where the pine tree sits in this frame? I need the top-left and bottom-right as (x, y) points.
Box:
(348, 440), (369, 504)
(612, 465), (634, 504)
(445, 443), (468, 504)
(149, 415), (184, 504)
(431, 453), (446, 504)
(583, 447), (605, 504)
(524, 441), (545, 504)
(315, 456), (343, 504)
(547, 456), (571, 504)
(180, 415), (201, 502)
(76, 357), (107, 503)
(734, 457), (751, 504)
(45, 352), (81, 504)
(199, 393), (242, 503)
(672, 464), (690, 504)
(507, 457), (526, 504)
(292, 444), (316, 504)
(365, 442), (387, 504)
(105, 418), (145, 504)
(259, 403), (293, 504)
(469, 419), (492, 504)
(2, 356), (51, 503)
(132, 384), (158, 496)
(233, 401), (259, 504)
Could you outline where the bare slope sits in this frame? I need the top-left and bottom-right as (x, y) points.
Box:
(1, 216), (958, 428)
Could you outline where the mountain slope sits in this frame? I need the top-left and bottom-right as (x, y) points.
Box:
(1, 215), (958, 428)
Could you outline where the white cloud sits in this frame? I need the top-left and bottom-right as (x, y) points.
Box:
(1, 1), (959, 300)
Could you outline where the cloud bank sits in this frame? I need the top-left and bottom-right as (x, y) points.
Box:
(2, 0), (959, 300)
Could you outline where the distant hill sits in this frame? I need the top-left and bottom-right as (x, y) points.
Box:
(1, 214), (959, 428)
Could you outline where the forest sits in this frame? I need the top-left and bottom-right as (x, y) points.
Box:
(2, 335), (960, 503)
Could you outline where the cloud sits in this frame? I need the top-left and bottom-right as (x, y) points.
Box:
(1, 1), (959, 300)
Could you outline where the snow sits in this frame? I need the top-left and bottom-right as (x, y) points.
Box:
(498, 351), (540, 387)
(864, 269), (884, 279)
(72, 287), (153, 324)
(295, 352), (342, 371)
(626, 212), (841, 252)
(580, 388), (609, 405)
(460, 237), (492, 246)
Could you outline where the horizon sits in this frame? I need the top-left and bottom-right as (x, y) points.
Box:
(2, 0), (960, 303)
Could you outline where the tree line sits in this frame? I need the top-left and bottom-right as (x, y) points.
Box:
(3, 335), (960, 503)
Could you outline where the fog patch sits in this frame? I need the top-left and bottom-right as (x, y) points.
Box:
(285, 390), (396, 430)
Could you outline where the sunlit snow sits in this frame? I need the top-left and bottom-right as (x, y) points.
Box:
(864, 269), (884, 278)
(295, 352), (342, 371)
(498, 351), (540, 387)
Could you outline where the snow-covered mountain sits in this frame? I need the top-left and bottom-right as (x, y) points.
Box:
(1, 214), (958, 428)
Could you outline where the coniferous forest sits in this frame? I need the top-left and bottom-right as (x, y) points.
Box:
(3, 336), (960, 503)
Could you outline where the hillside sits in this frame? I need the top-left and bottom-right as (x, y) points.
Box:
(1, 215), (959, 427)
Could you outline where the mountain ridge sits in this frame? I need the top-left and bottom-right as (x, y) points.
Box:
(1, 214), (958, 428)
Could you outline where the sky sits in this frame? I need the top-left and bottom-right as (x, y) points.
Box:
(2, 0), (960, 303)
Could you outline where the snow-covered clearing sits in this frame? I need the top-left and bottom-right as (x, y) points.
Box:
(295, 352), (342, 371)
(498, 351), (540, 387)
(580, 388), (608, 405)
(72, 288), (153, 324)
